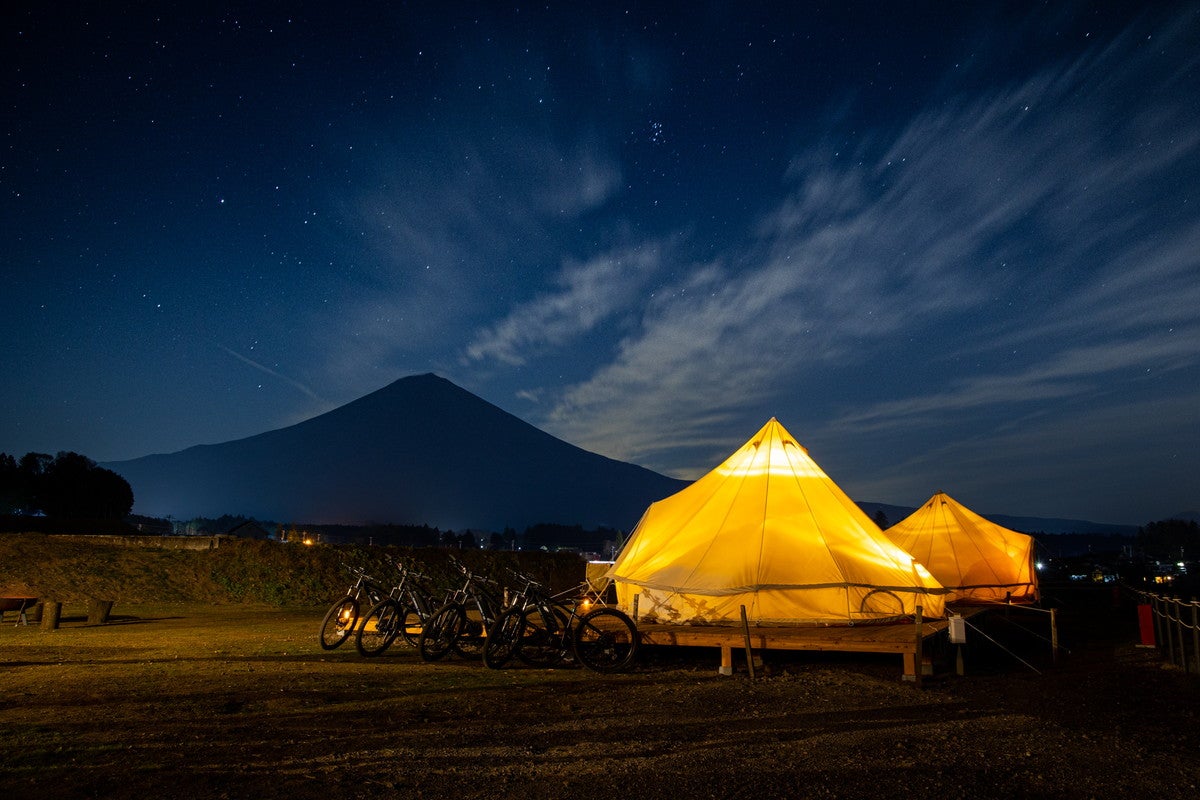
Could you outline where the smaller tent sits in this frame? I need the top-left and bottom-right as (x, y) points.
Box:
(607, 418), (945, 625)
(885, 492), (1038, 604)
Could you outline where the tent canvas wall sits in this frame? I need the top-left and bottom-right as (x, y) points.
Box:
(607, 419), (945, 625)
(885, 492), (1038, 604)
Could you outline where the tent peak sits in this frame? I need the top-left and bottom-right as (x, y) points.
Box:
(749, 417), (808, 456)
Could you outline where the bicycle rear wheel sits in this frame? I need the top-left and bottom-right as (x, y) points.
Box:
(356, 599), (402, 657)
(418, 603), (464, 662)
(451, 612), (488, 659)
(573, 607), (639, 673)
(482, 608), (524, 669)
(319, 596), (359, 650)
(516, 606), (568, 668)
(398, 605), (425, 648)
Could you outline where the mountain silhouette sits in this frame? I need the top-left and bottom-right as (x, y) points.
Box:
(106, 374), (688, 530)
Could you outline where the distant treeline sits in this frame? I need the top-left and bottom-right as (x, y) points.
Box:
(1136, 518), (1200, 559)
(1034, 520), (1199, 560)
(166, 514), (626, 556)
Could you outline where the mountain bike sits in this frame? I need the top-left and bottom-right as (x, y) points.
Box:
(480, 568), (553, 669)
(355, 560), (440, 657)
(483, 572), (639, 673)
(417, 557), (505, 662)
(318, 565), (387, 650)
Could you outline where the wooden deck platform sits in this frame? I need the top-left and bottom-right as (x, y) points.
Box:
(635, 608), (990, 682)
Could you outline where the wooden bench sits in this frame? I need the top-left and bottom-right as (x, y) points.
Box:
(1, 597), (40, 626)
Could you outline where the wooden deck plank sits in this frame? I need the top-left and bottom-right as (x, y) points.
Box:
(634, 607), (988, 679)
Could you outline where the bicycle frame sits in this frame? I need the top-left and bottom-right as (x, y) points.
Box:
(318, 565), (387, 650)
(483, 571), (638, 672)
(418, 559), (505, 661)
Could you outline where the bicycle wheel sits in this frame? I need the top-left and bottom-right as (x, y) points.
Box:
(319, 596), (359, 650)
(482, 608), (525, 669)
(397, 605), (425, 648)
(451, 611), (488, 659)
(418, 603), (464, 662)
(573, 607), (639, 673)
(515, 606), (568, 668)
(356, 599), (402, 657)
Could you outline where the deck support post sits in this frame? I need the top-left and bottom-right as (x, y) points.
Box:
(719, 644), (733, 676)
(903, 605), (924, 687)
(740, 605), (756, 680)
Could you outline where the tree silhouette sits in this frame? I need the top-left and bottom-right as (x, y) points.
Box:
(0, 452), (19, 513)
(0, 451), (133, 520)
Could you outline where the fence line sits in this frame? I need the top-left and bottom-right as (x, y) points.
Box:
(1129, 587), (1200, 676)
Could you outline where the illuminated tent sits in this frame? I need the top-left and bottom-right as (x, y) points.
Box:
(885, 492), (1038, 604)
(607, 419), (946, 625)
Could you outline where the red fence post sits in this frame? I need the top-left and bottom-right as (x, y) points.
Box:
(1137, 603), (1156, 647)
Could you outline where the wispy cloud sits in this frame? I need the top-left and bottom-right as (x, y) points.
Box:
(536, 15), (1200, 486)
(322, 130), (624, 391)
(830, 330), (1200, 434)
(463, 243), (664, 366)
(846, 388), (1200, 524)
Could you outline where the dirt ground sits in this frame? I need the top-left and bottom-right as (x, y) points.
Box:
(2, 587), (1198, 800)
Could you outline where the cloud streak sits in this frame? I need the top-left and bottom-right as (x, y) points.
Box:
(218, 346), (326, 403)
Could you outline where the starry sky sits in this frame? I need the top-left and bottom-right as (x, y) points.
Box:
(4, 3), (1198, 526)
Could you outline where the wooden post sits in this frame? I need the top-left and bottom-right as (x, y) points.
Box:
(632, 593), (639, 622)
(1152, 595), (1164, 655)
(41, 600), (62, 631)
(719, 644), (733, 676)
(87, 599), (114, 625)
(1050, 608), (1059, 664)
(1190, 601), (1200, 676)
(1165, 597), (1177, 667)
(1176, 598), (1188, 672)
(739, 605), (756, 681)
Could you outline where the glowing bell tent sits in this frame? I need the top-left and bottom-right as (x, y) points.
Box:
(884, 491), (1038, 604)
(606, 418), (946, 625)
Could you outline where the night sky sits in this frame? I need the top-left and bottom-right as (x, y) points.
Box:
(4, 3), (1198, 526)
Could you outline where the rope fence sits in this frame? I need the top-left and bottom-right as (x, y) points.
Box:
(1129, 588), (1200, 677)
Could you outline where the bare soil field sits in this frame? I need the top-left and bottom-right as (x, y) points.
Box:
(1, 588), (1198, 800)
